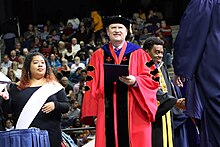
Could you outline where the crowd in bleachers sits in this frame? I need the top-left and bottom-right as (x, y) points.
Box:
(0, 8), (174, 146)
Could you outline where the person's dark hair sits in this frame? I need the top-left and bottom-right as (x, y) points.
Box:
(143, 36), (164, 51)
(72, 117), (82, 128)
(80, 69), (87, 74)
(19, 52), (57, 89)
(80, 69), (87, 82)
(75, 67), (83, 74)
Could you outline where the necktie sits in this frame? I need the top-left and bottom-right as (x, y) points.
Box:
(114, 47), (119, 52)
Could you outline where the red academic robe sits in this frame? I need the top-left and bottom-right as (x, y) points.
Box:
(81, 43), (159, 147)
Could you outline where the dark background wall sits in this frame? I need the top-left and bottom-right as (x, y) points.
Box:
(0, 0), (190, 35)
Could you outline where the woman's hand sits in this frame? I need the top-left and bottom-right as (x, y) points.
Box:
(0, 86), (9, 100)
(42, 102), (55, 114)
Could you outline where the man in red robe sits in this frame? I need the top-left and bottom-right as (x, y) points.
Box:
(81, 15), (159, 147)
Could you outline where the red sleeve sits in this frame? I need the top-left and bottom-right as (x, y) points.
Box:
(81, 49), (104, 126)
(129, 49), (159, 122)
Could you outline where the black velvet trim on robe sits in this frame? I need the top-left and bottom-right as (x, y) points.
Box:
(104, 51), (130, 147)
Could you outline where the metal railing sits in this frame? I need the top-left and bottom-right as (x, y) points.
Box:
(62, 127), (96, 133)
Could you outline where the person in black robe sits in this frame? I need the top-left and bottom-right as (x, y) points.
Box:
(144, 36), (186, 147)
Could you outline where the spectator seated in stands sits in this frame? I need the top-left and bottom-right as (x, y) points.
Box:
(64, 43), (74, 66)
(70, 56), (85, 74)
(40, 40), (51, 58)
(0, 54), (12, 75)
(68, 100), (81, 124)
(69, 67), (83, 85)
(60, 76), (74, 96)
(7, 69), (20, 83)
(9, 61), (22, 79)
(9, 50), (19, 62)
(48, 53), (62, 70)
(5, 118), (14, 131)
(57, 58), (71, 78)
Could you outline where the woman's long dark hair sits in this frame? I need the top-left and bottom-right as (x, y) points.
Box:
(19, 52), (57, 89)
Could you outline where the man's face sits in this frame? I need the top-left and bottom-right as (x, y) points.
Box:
(88, 49), (94, 56)
(107, 23), (127, 44)
(3, 56), (9, 63)
(146, 45), (164, 65)
(15, 43), (21, 49)
(23, 49), (29, 55)
(10, 51), (16, 57)
(81, 71), (87, 80)
(28, 24), (33, 31)
(72, 101), (79, 108)
(74, 57), (80, 64)
(50, 54), (55, 61)
(71, 38), (77, 45)
(61, 77), (68, 86)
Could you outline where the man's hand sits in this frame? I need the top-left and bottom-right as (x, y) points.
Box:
(176, 98), (186, 110)
(173, 75), (185, 87)
(119, 75), (136, 85)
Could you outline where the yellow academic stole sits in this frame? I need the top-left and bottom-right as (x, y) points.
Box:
(158, 63), (173, 147)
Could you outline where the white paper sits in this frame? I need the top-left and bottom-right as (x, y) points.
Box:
(82, 139), (95, 147)
(0, 72), (11, 91)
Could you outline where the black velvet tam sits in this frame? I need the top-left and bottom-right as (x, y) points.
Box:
(104, 15), (131, 30)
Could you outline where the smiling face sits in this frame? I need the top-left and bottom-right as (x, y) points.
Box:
(106, 23), (128, 46)
(30, 55), (46, 79)
(146, 44), (164, 65)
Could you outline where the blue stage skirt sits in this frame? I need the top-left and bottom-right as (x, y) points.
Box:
(0, 128), (50, 147)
